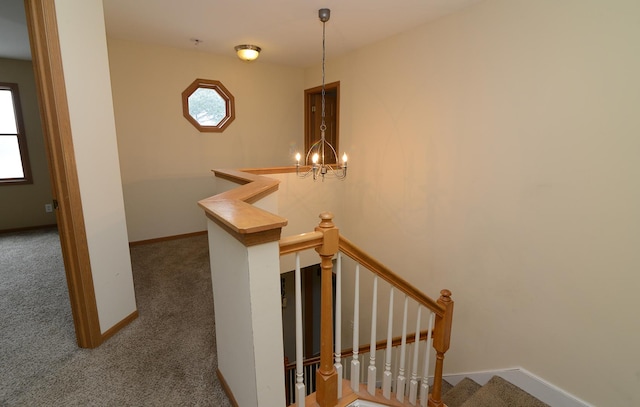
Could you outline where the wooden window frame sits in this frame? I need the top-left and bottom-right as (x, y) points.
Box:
(0, 82), (33, 185)
(182, 78), (235, 133)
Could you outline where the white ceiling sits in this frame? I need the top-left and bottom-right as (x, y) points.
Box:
(1, 0), (483, 67)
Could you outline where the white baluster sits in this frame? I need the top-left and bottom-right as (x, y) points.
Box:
(335, 253), (343, 398)
(409, 305), (422, 405)
(396, 295), (409, 402)
(294, 253), (305, 407)
(420, 312), (435, 407)
(367, 276), (378, 395)
(350, 264), (360, 392)
(382, 287), (394, 399)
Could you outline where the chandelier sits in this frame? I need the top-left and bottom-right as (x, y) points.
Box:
(295, 8), (348, 181)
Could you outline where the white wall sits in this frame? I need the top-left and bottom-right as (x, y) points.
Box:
(324, 0), (640, 406)
(107, 39), (305, 242)
(207, 228), (286, 406)
(207, 181), (286, 406)
(55, 0), (136, 333)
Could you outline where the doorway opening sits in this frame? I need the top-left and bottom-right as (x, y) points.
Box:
(304, 81), (340, 164)
(281, 263), (337, 361)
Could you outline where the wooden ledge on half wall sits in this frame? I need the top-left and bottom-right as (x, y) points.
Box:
(198, 169), (288, 247)
(237, 165), (301, 175)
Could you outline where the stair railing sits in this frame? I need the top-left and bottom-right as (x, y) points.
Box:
(280, 212), (454, 407)
(199, 168), (454, 406)
(284, 329), (433, 405)
(339, 235), (454, 407)
(280, 213), (339, 407)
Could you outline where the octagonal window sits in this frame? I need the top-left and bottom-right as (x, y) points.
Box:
(182, 79), (235, 132)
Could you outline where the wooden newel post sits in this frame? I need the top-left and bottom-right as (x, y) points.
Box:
(429, 289), (454, 407)
(315, 212), (339, 407)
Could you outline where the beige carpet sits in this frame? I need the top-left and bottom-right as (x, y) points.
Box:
(443, 376), (550, 407)
(1, 229), (231, 406)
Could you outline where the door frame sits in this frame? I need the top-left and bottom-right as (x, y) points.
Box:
(304, 81), (340, 161)
(24, 0), (102, 348)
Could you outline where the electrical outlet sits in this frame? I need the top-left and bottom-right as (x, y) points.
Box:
(45, 203), (53, 213)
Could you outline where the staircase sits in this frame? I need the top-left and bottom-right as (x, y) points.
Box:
(203, 168), (543, 407)
(440, 376), (549, 407)
(280, 214), (454, 407)
(297, 375), (550, 407)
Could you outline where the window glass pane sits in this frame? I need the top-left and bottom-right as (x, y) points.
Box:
(188, 88), (226, 126)
(0, 136), (25, 178)
(0, 89), (18, 134)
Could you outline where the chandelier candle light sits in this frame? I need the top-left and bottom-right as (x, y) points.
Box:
(295, 8), (348, 181)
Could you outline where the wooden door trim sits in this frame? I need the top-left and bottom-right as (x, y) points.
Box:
(24, 0), (102, 348)
(304, 81), (340, 158)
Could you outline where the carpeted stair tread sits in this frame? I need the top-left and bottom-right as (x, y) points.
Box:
(441, 379), (454, 395)
(459, 390), (510, 407)
(459, 376), (550, 407)
(442, 377), (482, 407)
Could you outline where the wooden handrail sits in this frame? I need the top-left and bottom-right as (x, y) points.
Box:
(278, 232), (446, 316)
(338, 235), (446, 318)
(279, 231), (324, 255)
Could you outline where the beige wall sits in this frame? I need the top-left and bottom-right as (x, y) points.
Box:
(0, 58), (55, 230)
(107, 39), (305, 242)
(326, 0), (640, 405)
(270, 172), (345, 272)
(101, 0), (640, 403)
(55, 0), (136, 333)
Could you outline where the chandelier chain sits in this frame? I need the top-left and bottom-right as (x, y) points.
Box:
(321, 19), (326, 130)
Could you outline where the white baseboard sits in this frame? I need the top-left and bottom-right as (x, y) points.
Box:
(442, 367), (593, 407)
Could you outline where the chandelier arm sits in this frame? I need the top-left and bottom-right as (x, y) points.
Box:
(305, 138), (324, 165)
(322, 164), (347, 180)
(323, 138), (339, 164)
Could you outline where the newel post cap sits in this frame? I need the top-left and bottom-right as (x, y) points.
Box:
(315, 212), (339, 256)
(317, 212), (335, 229)
(439, 289), (452, 302)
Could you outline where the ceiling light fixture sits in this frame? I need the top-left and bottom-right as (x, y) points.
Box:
(234, 44), (261, 61)
(295, 8), (347, 181)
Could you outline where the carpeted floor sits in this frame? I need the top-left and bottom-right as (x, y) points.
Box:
(0, 228), (231, 406)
